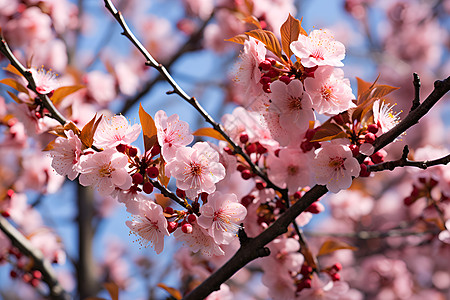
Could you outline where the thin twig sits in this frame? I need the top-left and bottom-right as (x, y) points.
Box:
(367, 145), (450, 172)
(149, 179), (187, 209)
(0, 34), (67, 125)
(0, 216), (70, 300)
(411, 73), (421, 111)
(103, 0), (287, 197)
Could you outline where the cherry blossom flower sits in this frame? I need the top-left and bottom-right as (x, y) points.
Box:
(173, 223), (225, 256)
(206, 284), (233, 300)
(165, 142), (225, 199)
(299, 273), (353, 299)
(267, 148), (312, 193)
(94, 115), (141, 149)
(154, 110), (193, 161)
(266, 238), (304, 273)
(234, 37), (266, 98)
(290, 29), (346, 68)
(126, 200), (169, 254)
(312, 139), (360, 193)
(29, 67), (59, 94)
(372, 99), (401, 134)
(49, 130), (82, 180)
(84, 70), (116, 104)
(438, 220), (450, 244)
(269, 79), (315, 134)
(304, 66), (356, 115)
(78, 149), (132, 196)
(197, 191), (247, 244)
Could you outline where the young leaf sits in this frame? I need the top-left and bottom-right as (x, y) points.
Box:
(157, 283), (182, 300)
(245, 29), (283, 60)
(280, 14), (305, 60)
(224, 34), (248, 45)
(192, 127), (226, 141)
(3, 64), (22, 77)
(43, 140), (56, 151)
(80, 114), (102, 149)
(317, 239), (358, 257)
(242, 16), (262, 29)
(6, 91), (22, 104)
(104, 282), (119, 300)
(139, 103), (158, 153)
(158, 158), (170, 188)
(51, 85), (85, 105)
(0, 78), (29, 95)
(310, 123), (347, 142)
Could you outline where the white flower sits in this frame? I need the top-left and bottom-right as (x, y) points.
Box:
(29, 67), (59, 94)
(372, 99), (401, 134)
(174, 223), (225, 256)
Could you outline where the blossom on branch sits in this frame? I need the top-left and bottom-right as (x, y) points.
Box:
(312, 139), (360, 193)
(48, 130), (82, 180)
(166, 142), (225, 199)
(126, 200), (169, 254)
(197, 191), (247, 244)
(94, 115), (141, 149)
(78, 149), (132, 196)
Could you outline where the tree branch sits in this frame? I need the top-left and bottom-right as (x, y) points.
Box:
(103, 0), (287, 197)
(0, 216), (70, 300)
(367, 145), (450, 172)
(411, 73), (421, 111)
(0, 33), (67, 125)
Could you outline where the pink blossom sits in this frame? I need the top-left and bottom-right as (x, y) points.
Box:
(84, 70), (116, 104)
(126, 200), (169, 254)
(197, 191), (247, 244)
(267, 148), (312, 194)
(174, 223), (225, 256)
(29, 67), (59, 94)
(269, 80), (315, 133)
(299, 273), (352, 300)
(79, 149), (132, 196)
(267, 238), (304, 273)
(234, 37), (266, 98)
(372, 99), (401, 134)
(438, 220), (450, 244)
(328, 190), (374, 220)
(261, 260), (297, 300)
(49, 130), (82, 180)
(165, 142), (225, 199)
(28, 229), (66, 264)
(312, 139), (360, 193)
(206, 284), (233, 300)
(305, 66), (355, 115)
(94, 115), (141, 149)
(154, 110), (193, 161)
(290, 29), (346, 68)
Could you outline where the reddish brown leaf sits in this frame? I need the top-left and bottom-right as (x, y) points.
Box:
(6, 91), (22, 104)
(245, 29), (283, 60)
(139, 103), (158, 153)
(42, 140), (56, 151)
(51, 85), (85, 105)
(311, 123), (347, 142)
(80, 114), (102, 149)
(104, 282), (119, 300)
(224, 34), (248, 45)
(0, 78), (29, 95)
(280, 14), (305, 60)
(192, 127), (226, 141)
(242, 16), (262, 29)
(157, 283), (182, 300)
(3, 64), (22, 77)
(318, 239), (358, 257)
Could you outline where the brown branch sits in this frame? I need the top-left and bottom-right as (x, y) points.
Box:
(411, 73), (421, 111)
(149, 179), (187, 209)
(0, 216), (70, 300)
(0, 33), (67, 125)
(367, 145), (450, 172)
(104, 0), (287, 197)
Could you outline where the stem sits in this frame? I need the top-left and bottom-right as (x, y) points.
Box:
(0, 216), (70, 300)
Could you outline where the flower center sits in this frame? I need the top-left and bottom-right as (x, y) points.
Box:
(287, 165), (298, 176)
(310, 48), (325, 60)
(328, 157), (345, 171)
(189, 162), (203, 176)
(99, 162), (114, 177)
(287, 96), (302, 111)
(320, 85), (336, 101)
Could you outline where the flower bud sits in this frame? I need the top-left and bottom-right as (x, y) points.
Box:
(167, 221), (178, 233)
(241, 170), (252, 180)
(143, 182), (154, 194)
(187, 214), (197, 224)
(146, 166), (159, 178)
(132, 173), (144, 185)
(239, 133), (249, 144)
(364, 132), (376, 144)
(259, 60), (272, 71)
(181, 223), (193, 234)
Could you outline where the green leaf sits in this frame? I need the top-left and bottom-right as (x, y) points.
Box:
(245, 29), (283, 60)
(139, 103), (158, 153)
